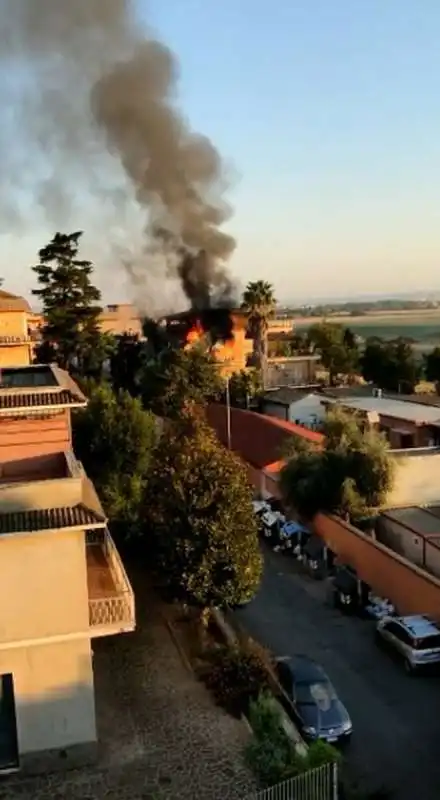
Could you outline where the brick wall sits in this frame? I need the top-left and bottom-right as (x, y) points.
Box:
(315, 512), (440, 616)
(0, 412), (71, 460)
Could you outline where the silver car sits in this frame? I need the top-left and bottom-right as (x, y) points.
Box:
(375, 614), (440, 674)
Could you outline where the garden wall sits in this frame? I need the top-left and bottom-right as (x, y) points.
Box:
(315, 512), (440, 616)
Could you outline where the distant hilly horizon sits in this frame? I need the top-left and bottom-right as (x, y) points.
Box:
(282, 289), (440, 307)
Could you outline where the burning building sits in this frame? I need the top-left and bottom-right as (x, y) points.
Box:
(163, 308), (253, 377)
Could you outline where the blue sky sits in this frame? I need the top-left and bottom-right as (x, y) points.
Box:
(146, 0), (440, 302)
(2, 0), (440, 305)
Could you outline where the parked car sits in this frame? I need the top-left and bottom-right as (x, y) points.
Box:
(275, 654), (352, 744)
(375, 614), (440, 674)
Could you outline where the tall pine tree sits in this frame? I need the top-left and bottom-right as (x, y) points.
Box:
(32, 231), (107, 374)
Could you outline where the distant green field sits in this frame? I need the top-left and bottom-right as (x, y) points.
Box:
(347, 322), (440, 343)
(294, 315), (440, 349)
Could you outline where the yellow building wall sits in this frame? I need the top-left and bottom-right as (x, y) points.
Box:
(0, 310), (32, 366)
(0, 311), (28, 338)
(0, 638), (96, 756)
(0, 529), (89, 644)
(0, 345), (31, 367)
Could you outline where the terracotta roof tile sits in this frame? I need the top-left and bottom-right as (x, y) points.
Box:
(0, 389), (85, 411)
(0, 290), (31, 312)
(205, 404), (323, 469)
(0, 504), (105, 535)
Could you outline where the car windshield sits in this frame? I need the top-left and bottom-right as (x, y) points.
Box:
(296, 680), (337, 709)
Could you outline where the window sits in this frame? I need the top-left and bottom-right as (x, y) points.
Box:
(295, 680), (336, 708)
(385, 622), (405, 640)
(400, 433), (414, 449)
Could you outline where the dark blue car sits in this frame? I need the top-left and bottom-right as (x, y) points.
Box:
(275, 654), (352, 744)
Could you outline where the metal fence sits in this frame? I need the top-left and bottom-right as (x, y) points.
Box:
(245, 762), (338, 800)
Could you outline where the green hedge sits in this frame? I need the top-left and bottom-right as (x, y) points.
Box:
(245, 693), (340, 788)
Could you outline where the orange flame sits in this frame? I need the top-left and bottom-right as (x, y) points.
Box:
(185, 320), (205, 346)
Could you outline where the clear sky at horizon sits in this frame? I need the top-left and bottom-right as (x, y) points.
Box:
(147, 0), (440, 302)
(1, 0), (440, 306)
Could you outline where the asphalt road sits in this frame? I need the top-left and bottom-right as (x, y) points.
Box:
(235, 546), (440, 799)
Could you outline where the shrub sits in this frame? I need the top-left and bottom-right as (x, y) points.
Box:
(246, 731), (293, 787)
(203, 645), (272, 716)
(245, 693), (340, 788)
(245, 693), (295, 785)
(294, 738), (341, 774)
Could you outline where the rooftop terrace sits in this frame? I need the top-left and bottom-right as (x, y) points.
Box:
(0, 364), (86, 412)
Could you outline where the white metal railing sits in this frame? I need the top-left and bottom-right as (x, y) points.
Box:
(244, 763), (338, 800)
(87, 529), (135, 631)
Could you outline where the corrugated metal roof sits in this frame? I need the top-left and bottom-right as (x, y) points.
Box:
(262, 388), (319, 406)
(0, 504), (105, 534)
(334, 396), (440, 425)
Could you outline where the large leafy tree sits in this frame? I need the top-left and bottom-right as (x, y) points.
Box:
(424, 347), (440, 393)
(141, 342), (223, 418)
(73, 381), (158, 539)
(32, 231), (108, 374)
(360, 336), (420, 393)
(145, 407), (263, 609)
(110, 333), (145, 396)
(308, 322), (359, 385)
(228, 368), (262, 408)
(241, 280), (276, 385)
(280, 407), (394, 523)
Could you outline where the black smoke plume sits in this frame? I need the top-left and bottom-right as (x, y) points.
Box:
(0, 0), (237, 310)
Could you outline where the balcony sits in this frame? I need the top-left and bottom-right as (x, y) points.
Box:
(86, 529), (135, 637)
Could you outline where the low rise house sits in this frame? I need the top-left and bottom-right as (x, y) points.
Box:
(0, 364), (135, 774)
(266, 355), (320, 389)
(323, 392), (440, 449)
(261, 388), (324, 428)
(165, 309), (253, 377)
(98, 303), (143, 337)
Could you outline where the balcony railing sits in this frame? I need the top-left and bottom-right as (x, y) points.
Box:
(86, 529), (135, 636)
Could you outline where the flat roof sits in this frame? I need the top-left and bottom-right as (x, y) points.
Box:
(0, 364), (87, 412)
(382, 506), (440, 537)
(330, 395), (440, 425)
(262, 388), (319, 406)
(0, 365), (57, 388)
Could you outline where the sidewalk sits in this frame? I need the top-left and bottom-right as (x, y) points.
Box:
(1, 589), (256, 800)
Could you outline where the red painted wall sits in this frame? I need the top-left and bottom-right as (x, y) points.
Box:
(0, 412), (71, 461)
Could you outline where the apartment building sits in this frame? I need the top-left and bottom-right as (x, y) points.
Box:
(0, 364), (135, 774)
(0, 290), (34, 367)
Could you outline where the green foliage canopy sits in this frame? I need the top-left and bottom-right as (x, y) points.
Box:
(145, 408), (263, 608)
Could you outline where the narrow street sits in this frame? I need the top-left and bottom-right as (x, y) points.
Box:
(236, 546), (440, 799)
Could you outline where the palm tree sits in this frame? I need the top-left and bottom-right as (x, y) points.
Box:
(241, 280), (276, 386)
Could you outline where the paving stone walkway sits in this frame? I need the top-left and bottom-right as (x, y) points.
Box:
(1, 590), (257, 800)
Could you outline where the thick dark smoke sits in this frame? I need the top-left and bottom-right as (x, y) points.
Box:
(0, 0), (237, 310)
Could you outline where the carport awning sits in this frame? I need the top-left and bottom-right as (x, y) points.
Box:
(304, 535), (325, 559)
(333, 567), (358, 593)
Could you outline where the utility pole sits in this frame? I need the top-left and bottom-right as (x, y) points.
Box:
(225, 375), (231, 449)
